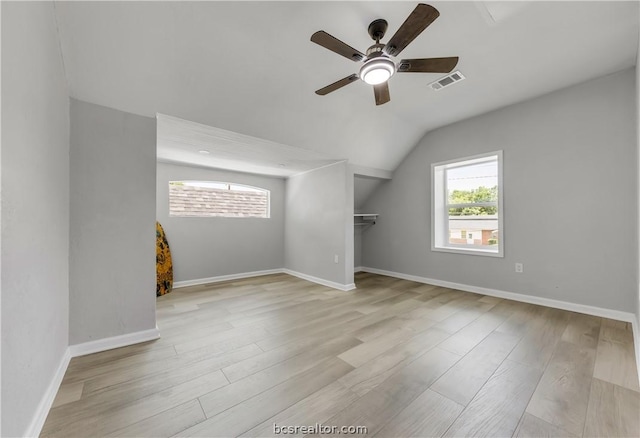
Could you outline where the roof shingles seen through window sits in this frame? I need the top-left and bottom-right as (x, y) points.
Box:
(169, 184), (269, 218)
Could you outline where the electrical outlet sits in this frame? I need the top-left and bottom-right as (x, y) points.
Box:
(515, 263), (523, 273)
(334, 254), (339, 264)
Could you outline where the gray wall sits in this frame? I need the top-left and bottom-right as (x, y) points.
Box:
(285, 162), (354, 286)
(156, 162), (285, 282)
(70, 99), (156, 344)
(354, 228), (362, 269)
(1, 3), (70, 436)
(363, 68), (637, 312)
(636, 29), (640, 342)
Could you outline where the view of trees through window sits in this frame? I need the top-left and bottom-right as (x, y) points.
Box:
(436, 155), (501, 252)
(445, 159), (498, 247)
(448, 185), (498, 216)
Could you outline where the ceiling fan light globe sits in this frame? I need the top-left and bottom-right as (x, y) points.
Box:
(364, 69), (391, 85)
(359, 58), (395, 85)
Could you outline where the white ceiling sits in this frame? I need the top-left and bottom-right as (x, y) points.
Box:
(54, 1), (639, 174)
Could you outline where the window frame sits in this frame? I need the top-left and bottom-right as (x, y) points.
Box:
(431, 151), (504, 257)
(168, 180), (271, 219)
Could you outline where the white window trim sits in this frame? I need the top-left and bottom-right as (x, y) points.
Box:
(431, 150), (504, 257)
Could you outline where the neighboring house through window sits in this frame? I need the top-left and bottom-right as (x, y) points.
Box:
(169, 181), (270, 218)
(432, 151), (503, 256)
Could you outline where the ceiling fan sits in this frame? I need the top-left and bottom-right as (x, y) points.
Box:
(311, 3), (459, 106)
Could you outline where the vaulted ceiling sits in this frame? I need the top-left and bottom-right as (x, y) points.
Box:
(54, 1), (639, 174)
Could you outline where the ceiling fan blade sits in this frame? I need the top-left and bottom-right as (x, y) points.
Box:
(384, 4), (440, 57)
(311, 31), (366, 62)
(397, 57), (458, 73)
(315, 74), (359, 95)
(373, 82), (390, 106)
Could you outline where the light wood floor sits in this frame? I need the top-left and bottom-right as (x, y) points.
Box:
(42, 272), (640, 437)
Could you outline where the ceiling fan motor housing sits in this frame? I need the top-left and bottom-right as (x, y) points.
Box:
(366, 44), (386, 57)
(368, 19), (388, 42)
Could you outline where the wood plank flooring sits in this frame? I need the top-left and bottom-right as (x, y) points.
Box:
(42, 272), (640, 437)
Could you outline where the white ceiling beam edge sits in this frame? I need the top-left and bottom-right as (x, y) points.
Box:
(350, 164), (393, 180)
(156, 113), (345, 178)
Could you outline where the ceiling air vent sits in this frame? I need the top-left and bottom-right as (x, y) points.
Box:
(429, 71), (465, 91)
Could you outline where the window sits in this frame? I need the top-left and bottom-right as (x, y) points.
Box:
(169, 181), (270, 218)
(432, 151), (503, 257)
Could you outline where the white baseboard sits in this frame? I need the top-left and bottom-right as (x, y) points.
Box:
(365, 266), (640, 382)
(283, 269), (356, 291)
(174, 268), (357, 292)
(69, 326), (161, 358)
(354, 266), (363, 273)
(27, 326), (161, 436)
(174, 269), (284, 288)
(360, 267), (636, 323)
(24, 347), (71, 438)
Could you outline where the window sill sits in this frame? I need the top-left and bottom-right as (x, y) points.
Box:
(432, 245), (503, 258)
